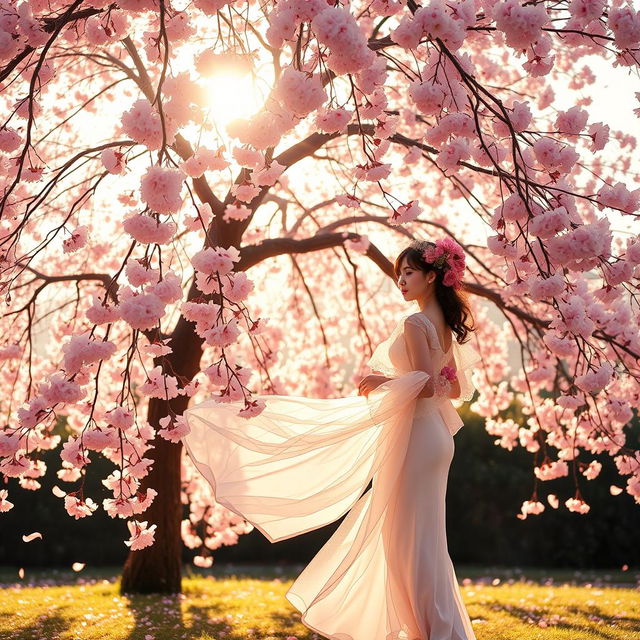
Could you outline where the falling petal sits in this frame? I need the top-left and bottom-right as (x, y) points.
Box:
(22, 531), (43, 542)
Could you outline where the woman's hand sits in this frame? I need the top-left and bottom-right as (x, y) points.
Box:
(358, 374), (390, 397)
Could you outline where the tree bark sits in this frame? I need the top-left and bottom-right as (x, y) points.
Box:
(119, 399), (186, 594)
(120, 302), (206, 594)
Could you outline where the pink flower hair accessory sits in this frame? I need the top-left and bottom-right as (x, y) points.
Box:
(422, 237), (466, 288)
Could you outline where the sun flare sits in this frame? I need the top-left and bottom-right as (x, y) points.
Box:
(206, 72), (265, 127)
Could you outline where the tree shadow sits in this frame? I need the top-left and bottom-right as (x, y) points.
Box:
(3, 612), (71, 640)
(119, 579), (308, 640)
(121, 591), (186, 640)
(183, 579), (312, 640)
(264, 609), (316, 639)
(485, 600), (635, 640)
(564, 602), (640, 637)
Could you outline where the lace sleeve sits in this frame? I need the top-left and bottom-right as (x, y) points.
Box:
(450, 336), (482, 402)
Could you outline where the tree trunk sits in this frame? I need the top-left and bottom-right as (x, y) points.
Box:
(120, 398), (185, 594)
(120, 312), (205, 594)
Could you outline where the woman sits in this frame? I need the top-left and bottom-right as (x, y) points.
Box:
(181, 237), (481, 640)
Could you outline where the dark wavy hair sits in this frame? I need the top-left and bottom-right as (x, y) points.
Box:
(394, 240), (476, 344)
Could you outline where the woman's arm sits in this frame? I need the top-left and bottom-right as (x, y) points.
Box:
(358, 373), (393, 396)
(403, 318), (436, 398)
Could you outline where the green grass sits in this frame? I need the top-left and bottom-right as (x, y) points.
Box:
(1, 565), (638, 640)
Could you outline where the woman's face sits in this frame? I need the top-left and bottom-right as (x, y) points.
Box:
(397, 256), (432, 302)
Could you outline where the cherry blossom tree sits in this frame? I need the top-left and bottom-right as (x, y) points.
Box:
(1, 0), (639, 593)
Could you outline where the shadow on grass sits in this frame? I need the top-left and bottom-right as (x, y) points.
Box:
(564, 603), (640, 637)
(118, 592), (311, 640)
(265, 610), (315, 640)
(117, 579), (302, 640)
(119, 590), (186, 640)
(485, 600), (637, 640)
(4, 612), (71, 640)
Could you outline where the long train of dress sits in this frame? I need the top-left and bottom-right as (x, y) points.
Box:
(181, 312), (481, 640)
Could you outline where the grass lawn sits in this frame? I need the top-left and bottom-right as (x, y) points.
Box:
(1, 564), (638, 640)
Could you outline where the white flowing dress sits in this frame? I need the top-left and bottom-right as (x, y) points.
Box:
(181, 311), (482, 640)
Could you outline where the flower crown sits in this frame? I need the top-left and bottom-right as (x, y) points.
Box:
(419, 238), (466, 288)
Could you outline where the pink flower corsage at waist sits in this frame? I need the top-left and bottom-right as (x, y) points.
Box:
(434, 366), (457, 397)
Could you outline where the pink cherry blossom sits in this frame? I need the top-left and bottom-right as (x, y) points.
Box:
(233, 146), (264, 169)
(529, 207), (571, 239)
(60, 437), (91, 469)
(250, 161), (285, 187)
(105, 406), (135, 431)
(139, 366), (181, 399)
(61, 333), (117, 375)
(202, 317), (241, 348)
(311, 6), (373, 75)
(118, 292), (166, 330)
(101, 148), (127, 174)
(158, 415), (191, 442)
(534, 460), (569, 481)
(355, 162), (391, 182)
(0, 489), (13, 512)
(123, 214), (177, 244)
(125, 260), (161, 287)
(316, 108), (353, 134)
(140, 166), (185, 214)
(191, 246), (239, 277)
(276, 67), (326, 118)
(608, 5), (640, 49)
(518, 499), (545, 519)
(227, 111), (291, 150)
(565, 496), (590, 514)
(555, 106), (588, 135)
(121, 99), (165, 150)
(39, 373), (85, 405)
(493, 0), (550, 49)
(575, 361), (613, 393)
(391, 200), (422, 225)
(231, 182), (261, 203)
(238, 398), (267, 418)
(147, 271), (183, 304)
(62, 225), (89, 253)
(335, 194), (361, 209)
(583, 460), (602, 480)
(64, 494), (99, 519)
(221, 272), (255, 303)
(223, 203), (252, 222)
(587, 122), (610, 151)
(0, 127), (21, 152)
(596, 181), (640, 214)
(124, 520), (157, 550)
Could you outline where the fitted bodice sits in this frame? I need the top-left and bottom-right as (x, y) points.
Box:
(366, 312), (453, 378)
